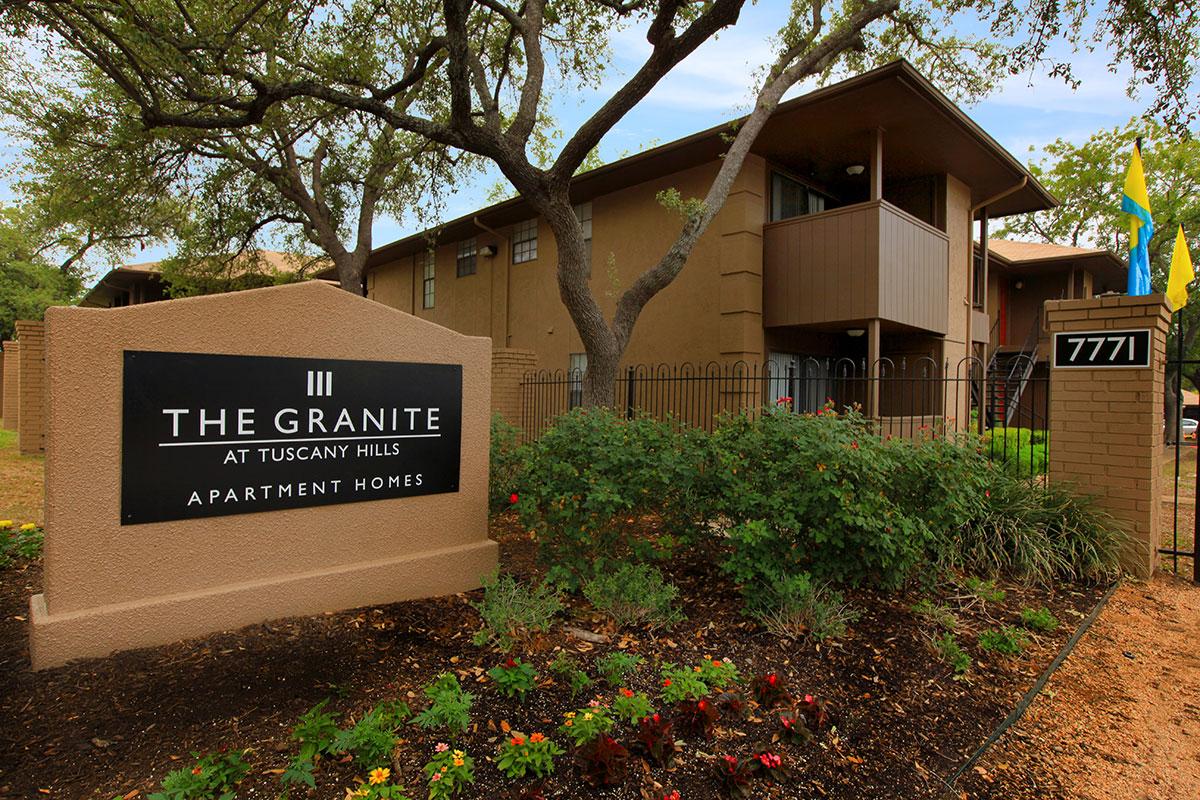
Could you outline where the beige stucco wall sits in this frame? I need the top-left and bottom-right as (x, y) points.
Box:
(368, 156), (768, 374)
(30, 281), (497, 669)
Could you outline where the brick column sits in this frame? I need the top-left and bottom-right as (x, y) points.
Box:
(15, 320), (46, 455)
(491, 348), (537, 426)
(1046, 294), (1170, 578)
(0, 349), (5, 430)
(2, 340), (19, 431)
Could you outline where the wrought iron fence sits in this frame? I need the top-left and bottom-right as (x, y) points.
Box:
(520, 357), (1050, 475)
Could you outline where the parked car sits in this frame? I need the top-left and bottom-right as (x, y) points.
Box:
(1184, 418), (1199, 439)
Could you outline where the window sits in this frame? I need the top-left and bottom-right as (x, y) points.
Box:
(568, 352), (587, 409)
(769, 172), (828, 222)
(456, 238), (477, 277)
(512, 218), (538, 263)
(420, 251), (435, 309)
(574, 202), (593, 275)
(972, 252), (985, 308)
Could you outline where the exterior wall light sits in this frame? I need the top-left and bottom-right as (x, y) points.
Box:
(481, 244), (499, 258)
(847, 328), (866, 337)
(1014, 280), (1024, 290)
(846, 164), (866, 176)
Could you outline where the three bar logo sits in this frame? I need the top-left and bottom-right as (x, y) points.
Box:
(306, 369), (334, 397)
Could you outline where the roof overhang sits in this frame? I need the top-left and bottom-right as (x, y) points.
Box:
(79, 266), (163, 308)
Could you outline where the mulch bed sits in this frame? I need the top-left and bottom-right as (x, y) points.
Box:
(0, 515), (1105, 800)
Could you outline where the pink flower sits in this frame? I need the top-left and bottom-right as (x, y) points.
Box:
(435, 742), (450, 752)
(588, 699), (601, 708)
(431, 772), (442, 782)
(804, 694), (814, 704)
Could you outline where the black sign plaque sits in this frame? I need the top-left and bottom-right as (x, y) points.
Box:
(1052, 329), (1152, 369)
(121, 351), (462, 525)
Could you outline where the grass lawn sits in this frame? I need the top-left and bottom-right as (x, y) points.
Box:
(0, 428), (43, 526)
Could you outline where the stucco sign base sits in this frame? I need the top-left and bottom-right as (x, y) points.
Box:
(29, 282), (497, 669)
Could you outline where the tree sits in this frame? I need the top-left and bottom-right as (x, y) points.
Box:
(6, 0), (1198, 405)
(1000, 119), (1200, 433)
(0, 6), (477, 294)
(0, 205), (82, 340)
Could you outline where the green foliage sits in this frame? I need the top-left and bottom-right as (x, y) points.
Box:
(423, 747), (475, 799)
(280, 700), (340, 788)
(495, 732), (564, 779)
(743, 572), (860, 641)
(911, 599), (957, 631)
(611, 689), (655, 725)
(345, 769), (411, 799)
(489, 414), (527, 514)
(558, 705), (614, 747)
(582, 562), (684, 630)
(514, 408), (715, 589)
(410, 674), (472, 737)
(714, 407), (977, 591)
(0, 521), (43, 568)
(978, 626), (1030, 656)
(0, 206), (82, 341)
(487, 657), (537, 701)
(549, 652), (593, 699)
(960, 576), (1007, 604)
(932, 633), (972, 675)
(946, 473), (1126, 584)
(594, 652), (643, 687)
(984, 428), (1048, 477)
(148, 750), (250, 800)
(470, 571), (563, 651)
(658, 663), (711, 704)
(333, 700), (410, 769)
(1020, 607), (1060, 633)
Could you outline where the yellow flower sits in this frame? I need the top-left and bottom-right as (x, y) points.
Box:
(564, 711), (576, 718)
(693, 666), (701, 673)
(817, 463), (826, 472)
(368, 767), (390, 785)
(453, 750), (464, 759)
(582, 712), (593, 721)
(0, 520), (12, 528)
(453, 757), (464, 767)
(19, 523), (36, 531)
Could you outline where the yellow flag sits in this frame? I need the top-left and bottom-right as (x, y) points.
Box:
(1167, 225), (1194, 310)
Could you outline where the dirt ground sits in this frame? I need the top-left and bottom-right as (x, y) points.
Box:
(960, 573), (1200, 799)
(0, 430), (43, 526)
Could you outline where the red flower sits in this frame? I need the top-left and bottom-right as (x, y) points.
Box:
(723, 755), (739, 767)
(662, 679), (672, 687)
(851, 440), (859, 449)
(509, 492), (519, 504)
(767, 673), (777, 686)
(511, 736), (525, 746)
(697, 699), (709, 711)
(756, 752), (782, 768)
(663, 792), (681, 800)
(985, 489), (991, 498)
(620, 688), (634, 698)
(804, 694), (814, 704)
(505, 657), (517, 668)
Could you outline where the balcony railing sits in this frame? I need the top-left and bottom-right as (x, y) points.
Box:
(762, 199), (950, 334)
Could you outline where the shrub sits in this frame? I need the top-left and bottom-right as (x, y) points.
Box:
(0, 521), (42, 568)
(514, 408), (714, 589)
(1020, 606), (1060, 633)
(611, 688), (655, 725)
(750, 673), (791, 709)
(960, 575), (1007, 604)
(549, 653), (593, 699)
(471, 571), (563, 651)
(743, 572), (860, 641)
(931, 632), (971, 674)
(977, 625), (1029, 656)
(714, 755), (755, 798)
(582, 562), (684, 630)
(594, 651), (643, 687)
(490, 414), (527, 514)
(334, 699), (411, 768)
(985, 427), (1049, 477)
(424, 745), (475, 799)
(148, 750), (250, 800)
(487, 657), (538, 702)
(496, 732), (564, 779)
(945, 471), (1125, 584)
(411, 674), (472, 737)
(659, 663), (711, 704)
(673, 697), (718, 740)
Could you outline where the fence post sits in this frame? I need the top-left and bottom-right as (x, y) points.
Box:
(1046, 294), (1170, 578)
(625, 366), (635, 420)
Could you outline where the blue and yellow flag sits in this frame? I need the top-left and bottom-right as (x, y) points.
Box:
(1122, 143), (1154, 295)
(1167, 225), (1193, 310)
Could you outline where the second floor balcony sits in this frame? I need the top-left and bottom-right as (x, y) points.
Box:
(762, 199), (950, 335)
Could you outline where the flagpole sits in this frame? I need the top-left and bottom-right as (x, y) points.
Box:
(1174, 312), (1183, 576)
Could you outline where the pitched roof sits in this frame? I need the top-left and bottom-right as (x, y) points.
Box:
(985, 239), (1113, 263)
(364, 59), (1057, 269)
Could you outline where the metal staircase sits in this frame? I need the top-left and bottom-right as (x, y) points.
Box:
(986, 311), (1041, 426)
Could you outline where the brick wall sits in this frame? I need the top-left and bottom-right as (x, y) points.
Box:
(15, 321), (46, 455)
(491, 348), (537, 426)
(1, 340), (19, 431)
(0, 350), (5, 429)
(1046, 294), (1170, 578)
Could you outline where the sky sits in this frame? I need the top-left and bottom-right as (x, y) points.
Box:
(0, 0), (1159, 274)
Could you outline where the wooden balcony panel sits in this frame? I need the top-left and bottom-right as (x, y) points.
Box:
(763, 200), (949, 334)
